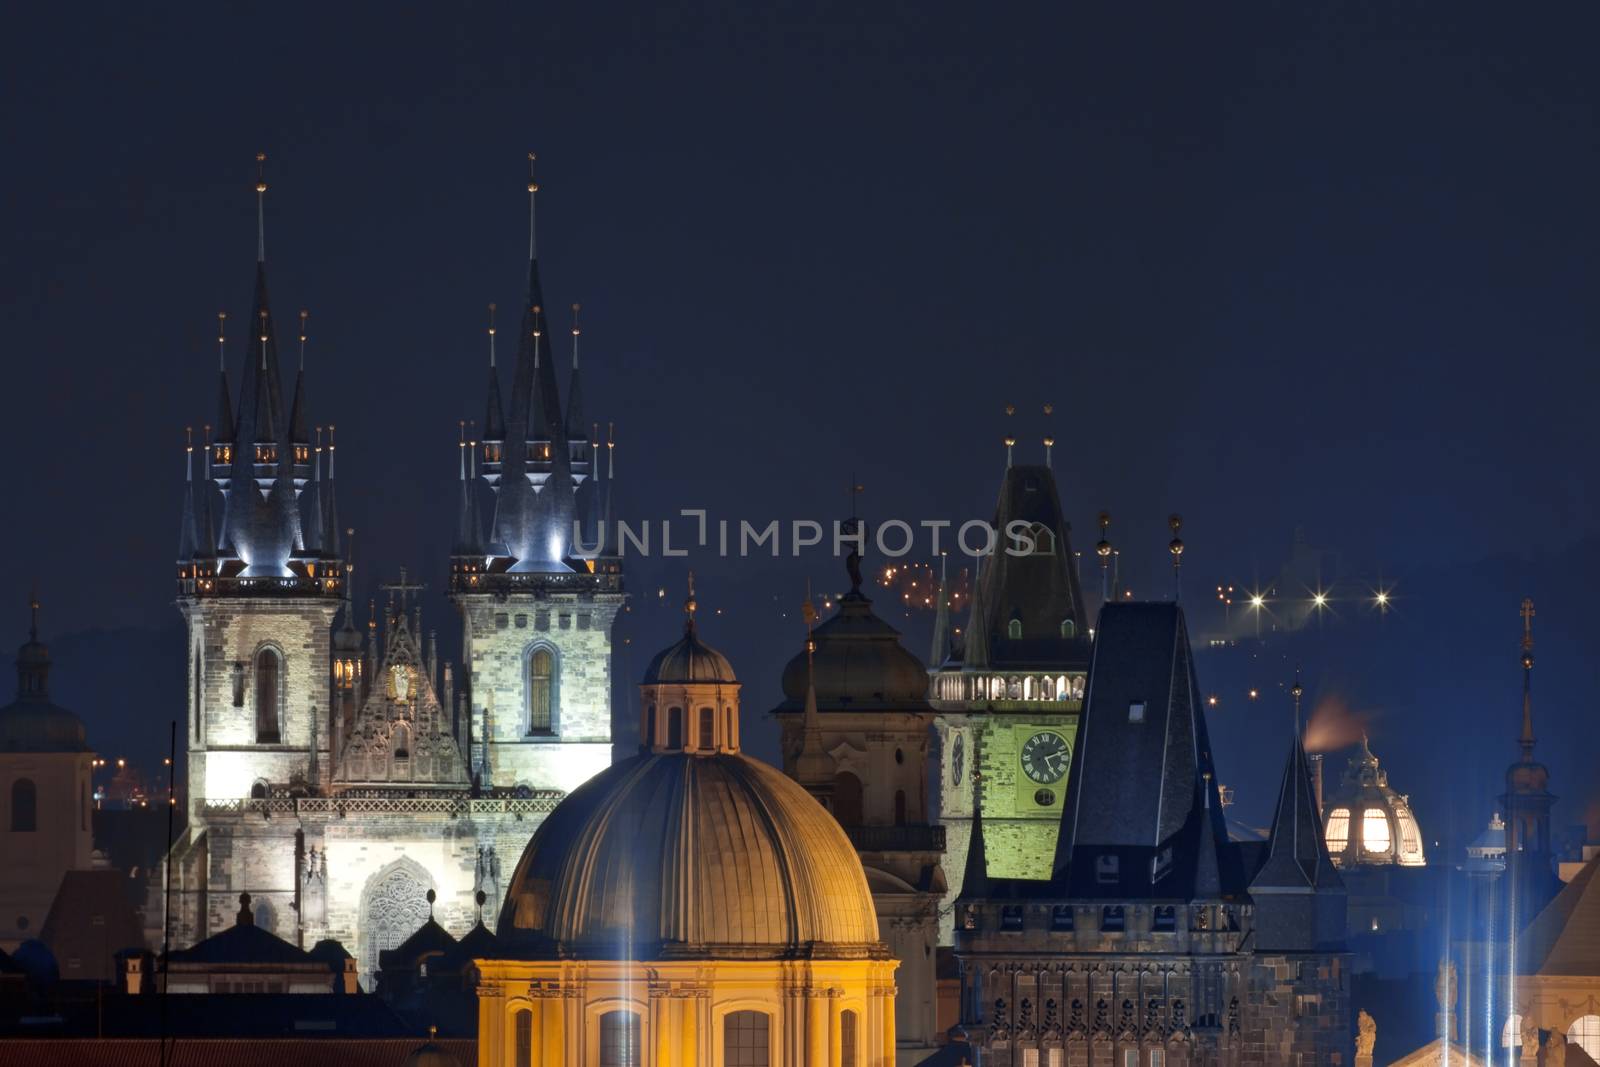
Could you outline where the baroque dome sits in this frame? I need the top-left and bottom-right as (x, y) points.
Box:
(1321, 736), (1425, 869)
(0, 608), (88, 754)
(777, 591), (930, 711)
(498, 750), (883, 959)
(641, 626), (737, 685)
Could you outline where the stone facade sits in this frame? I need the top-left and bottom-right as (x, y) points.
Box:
(956, 902), (1349, 1067)
(454, 580), (623, 794)
(180, 596), (339, 812)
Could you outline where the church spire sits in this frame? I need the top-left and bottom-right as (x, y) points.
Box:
(564, 303), (590, 485)
(286, 309), (311, 463)
(456, 420), (482, 553)
(1519, 596), (1536, 760)
(795, 587), (831, 790)
(929, 552), (951, 667)
(302, 427), (325, 554)
(323, 424), (342, 559)
(178, 428), (198, 560)
(197, 424), (218, 557)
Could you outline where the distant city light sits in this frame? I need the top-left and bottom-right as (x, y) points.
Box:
(1250, 595), (1265, 609)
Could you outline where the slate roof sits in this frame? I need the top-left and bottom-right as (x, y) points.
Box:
(165, 897), (313, 967)
(1250, 739), (1342, 893)
(953, 465), (1091, 671)
(1051, 602), (1238, 899)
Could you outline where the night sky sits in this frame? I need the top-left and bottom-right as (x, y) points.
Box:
(4, 3), (1596, 845)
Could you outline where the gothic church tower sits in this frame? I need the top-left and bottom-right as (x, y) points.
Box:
(449, 156), (622, 795)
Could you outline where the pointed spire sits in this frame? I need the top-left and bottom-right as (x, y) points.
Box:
(324, 425), (342, 558)
(796, 585), (830, 788)
(456, 420), (481, 553)
(960, 778), (992, 900)
(1519, 597), (1536, 759)
(178, 428), (198, 560)
(1168, 514), (1184, 601)
(214, 312), (234, 443)
(1003, 402), (1016, 468)
(255, 152), (267, 263)
(198, 425), (218, 557)
(302, 427), (325, 554)
(564, 302), (586, 441)
(683, 570), (698, 633)
(1043, 402), (1055, 468)
(929, 553), (951, 666)
(1251, 696), (1341, 894)
(287, 309), (310, 449)
(482, 303), (506, 442)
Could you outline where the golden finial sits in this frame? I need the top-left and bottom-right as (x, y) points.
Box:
(527, 153), (539, 259)
(185, 426), (193, 453)
(526, 151), (539, 193)
(1043, 402), (1054, 416)
(685, 571), (698, 628)
(255, 152), (267, 193)
(1096, 511), (1112, 558)
(1004, 402), (1016, 417)
(298, 309), (308, 370)
(1168, 514), (1184, 558)
(254, 153), (267, 262)
(571, 303), (581, 369)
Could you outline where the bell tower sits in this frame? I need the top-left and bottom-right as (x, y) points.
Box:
(448, 155), (622, 796)
(175, 155), (345, 821)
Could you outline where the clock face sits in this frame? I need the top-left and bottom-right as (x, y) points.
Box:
(951, 732), (966, 786)
(1021, 731), (1069, 784)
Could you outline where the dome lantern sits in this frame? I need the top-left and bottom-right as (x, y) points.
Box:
(1321, 735), (1426, 869)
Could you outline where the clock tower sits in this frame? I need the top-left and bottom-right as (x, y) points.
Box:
(929, 454), (1091, 943)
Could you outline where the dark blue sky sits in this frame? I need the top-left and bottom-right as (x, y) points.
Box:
(3, 3), (1595, 838)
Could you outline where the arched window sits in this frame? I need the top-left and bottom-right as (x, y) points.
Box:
(514, 1008), (533, 1067)
(1325, 808), (1350, 853)
(667, 707), (683, 750)
(833, 772), (863, 825)
(840, 1009), (858, 1067)
(250, 780), (268, 800)
(1061, 619), (1076, 639)
(360, 861), (431, 982)
(894, 789), (907, 826)
(527, 648), (554, 735)
(10, 779), (37, 832)
(1361, 809), (1392, 854)
(699, 707), (715, 750)
(255, 647), (282, 743)
(599, 1010), (640, 1067)
(645, 705), (657, 746)
(1502, 1014), (1522, 1048)
(1571, 1015), (1600, 1060)
(725, 1010), (770, 1067)
(393, 723), (411, 760)
(1007, 618), (1023, 640)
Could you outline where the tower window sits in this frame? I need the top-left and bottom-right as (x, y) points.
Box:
(10, 779), (37, 832)
(1007, 619), (1023, 640)
(699, 707), (715, 750)
(1000, 905), (1024, 931)
(1101, 905), (1125, 932)
(1153, 905), (1177, 932)
(667, 707), (683, 750)
(1127, 701), (1146, 723)
(1051, 904), (1074, 931)
(1061, 619), (1076, 639)
(254, 648), (282, 744)
(526, 648), (554, 735)
(393, 723), (411, 761)
(725, 1010), (770, 1067)
(840, 1009), (858, 1067)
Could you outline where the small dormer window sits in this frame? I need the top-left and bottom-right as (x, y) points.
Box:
(1128, 701), (1146, 723)
(1000, 905), (1024, 931)
(1061, 619), (1075, 639)
(1153, 905), (1177, 932)
(1008, 619), (1023, 640)
(1051, 905), (1074, 931)
(1095, 855), (1120, 884)
(1101, 905), (1125, 932)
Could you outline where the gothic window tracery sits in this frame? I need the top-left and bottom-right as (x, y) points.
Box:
(360, 862), (431, 981)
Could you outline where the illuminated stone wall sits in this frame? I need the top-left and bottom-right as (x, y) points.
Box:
(455, 590), (622, 794)
(181, 597), (340, 814)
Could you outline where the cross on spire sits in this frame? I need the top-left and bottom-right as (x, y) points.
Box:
(381, 567), (427, 612)
(255, 152), (267, 263)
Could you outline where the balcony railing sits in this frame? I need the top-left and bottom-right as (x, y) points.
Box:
(844, 823), (946, 853)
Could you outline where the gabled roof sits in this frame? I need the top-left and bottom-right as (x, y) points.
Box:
(166, 896), (314, 967)
(379, 915), (456, 972)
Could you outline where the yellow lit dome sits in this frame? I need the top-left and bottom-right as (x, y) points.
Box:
(1320, 735), (1426, 869)
(498, 747), (884, 959)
